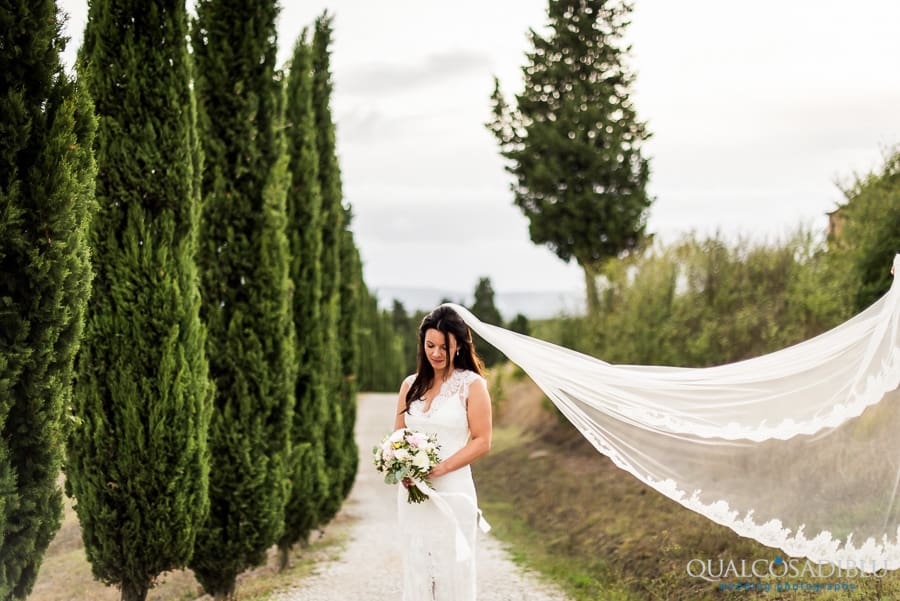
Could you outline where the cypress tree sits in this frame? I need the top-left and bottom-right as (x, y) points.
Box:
(0, 2), (96, 596)
(392, 299), (416, 372)
(338, 208), (361, 497)
(190, 1), (295, 596)
(312, 12), (345, 524)
(356, 288), (376, 392)
(384, 303), (408, 389)
(63, 1), (212, 600)
(507, 313), (532, 336)
(357, 291), (407, 392)
(489, 0), (653, 316)
(277, 29), (329, 568)
(470, 277), (504, 367)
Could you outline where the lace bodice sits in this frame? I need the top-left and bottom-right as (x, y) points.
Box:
(404, 369), (484, 461)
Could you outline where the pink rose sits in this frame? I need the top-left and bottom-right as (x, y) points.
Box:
(406, 432), (427, 449)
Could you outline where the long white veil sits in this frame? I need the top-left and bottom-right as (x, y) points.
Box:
(446, 254), (900, 571)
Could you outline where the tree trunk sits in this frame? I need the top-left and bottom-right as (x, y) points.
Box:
(120, 580), (148, 601)
(278, 544), (290, 571)
(213, 583), (236, 601)
(582, 262), (600, 317)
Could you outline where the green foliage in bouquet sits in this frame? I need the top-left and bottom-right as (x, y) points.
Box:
(189, 0), (295, 596)
(0, 1), (96, 596)
(64, 1), (213, 600)
(373, 430), (442, 504)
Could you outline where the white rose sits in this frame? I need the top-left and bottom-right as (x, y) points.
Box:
(393, 448), (409, 461)
(412, 450), (431, 471)
(389, 429), (406, 443)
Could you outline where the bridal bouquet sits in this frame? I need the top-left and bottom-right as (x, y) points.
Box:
(373, 429), (441, 503)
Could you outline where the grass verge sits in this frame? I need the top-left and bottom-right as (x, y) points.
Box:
(474, 368), (900, 600)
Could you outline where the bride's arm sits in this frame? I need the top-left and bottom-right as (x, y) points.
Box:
(428, 378), (492, 478)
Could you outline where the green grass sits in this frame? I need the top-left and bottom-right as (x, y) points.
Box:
(474, 421), (900, 601)
(480, 497), (635, 601)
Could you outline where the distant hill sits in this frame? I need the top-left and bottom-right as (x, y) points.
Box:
(371, 286), (584, 321)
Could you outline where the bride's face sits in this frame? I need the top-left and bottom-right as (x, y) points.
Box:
(423, 328), (458, 372)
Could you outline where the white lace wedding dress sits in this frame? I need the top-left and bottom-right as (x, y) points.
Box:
(398, 368), (486, 601)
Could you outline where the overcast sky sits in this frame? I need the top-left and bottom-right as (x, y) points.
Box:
(57, 0), (900, 296)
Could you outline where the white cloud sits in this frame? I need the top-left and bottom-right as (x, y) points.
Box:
(340, 50), (491, 95)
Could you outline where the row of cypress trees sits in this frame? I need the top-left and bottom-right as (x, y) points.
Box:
(355, 276), (533, 394)
(357, 291), (410, 393)
(1, 1), (362, 600)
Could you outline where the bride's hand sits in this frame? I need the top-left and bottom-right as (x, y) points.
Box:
(427, 463), (448, 479)
(402, 477), (413, 489)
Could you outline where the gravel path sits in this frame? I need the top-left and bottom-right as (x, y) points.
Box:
(274, 392), (572, 601)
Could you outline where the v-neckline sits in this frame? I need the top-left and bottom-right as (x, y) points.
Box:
(422, 370), (457, 414)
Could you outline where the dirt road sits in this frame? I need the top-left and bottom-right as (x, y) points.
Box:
(274, 392), (571, 601)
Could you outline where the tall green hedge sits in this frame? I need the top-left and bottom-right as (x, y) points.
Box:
(0, 1), (96, 596)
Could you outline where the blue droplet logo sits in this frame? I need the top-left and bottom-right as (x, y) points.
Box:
(774, 557), (783, 565)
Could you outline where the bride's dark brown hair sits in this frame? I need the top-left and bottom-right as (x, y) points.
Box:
(404, 305), (485, 414)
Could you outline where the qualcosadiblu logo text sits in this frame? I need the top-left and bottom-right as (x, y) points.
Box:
(686, 557), (888, 582)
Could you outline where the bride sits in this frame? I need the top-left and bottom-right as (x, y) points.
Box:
(392, 305), (493, 601)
